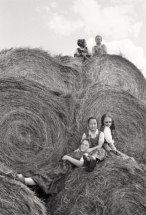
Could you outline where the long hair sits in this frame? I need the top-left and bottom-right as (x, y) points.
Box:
(100, 112), (115, 131)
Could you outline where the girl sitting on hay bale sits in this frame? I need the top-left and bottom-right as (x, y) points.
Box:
(83, 113), (131, 170)
(100, 112), (130, 158)
(74, 39), (91, 60)
(92, 35), (107, 56)
(75, 117), (107, 172)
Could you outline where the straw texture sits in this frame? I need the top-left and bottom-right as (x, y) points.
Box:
(47, 155), (146, 215)
(0, 48), (77, 175)
(83, 55), (146, 99)
(0, 161), (47, 215)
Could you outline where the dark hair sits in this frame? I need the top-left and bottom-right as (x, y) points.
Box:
(101, 113), (115, 131)
(77, 39), (86, 47)
(87, 117), (98, 126)
(81, 138), (91, 147)
(95, 35), (102, 41)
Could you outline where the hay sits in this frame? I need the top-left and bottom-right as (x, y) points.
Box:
(0, 48), (82, 94)
(76, 85), (146, 164)
(0, 161), (47, 215)
(47, 155), (146, 215)
(83, 55), (146, 99)
(0, 48), (79, 175)
(0, 48), (146, 214)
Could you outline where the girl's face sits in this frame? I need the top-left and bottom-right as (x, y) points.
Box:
(80, 140), (90, 151)
(88, 119), (97, 131)
(95, 36), (102, 45)
(104, 117), (112, 127)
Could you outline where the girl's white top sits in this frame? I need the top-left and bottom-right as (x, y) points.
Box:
(99, 127), (114, 144)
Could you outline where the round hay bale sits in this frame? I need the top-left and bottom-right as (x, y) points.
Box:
(0, 77), (76, 174)
(83, 55), (146, 99)
(76, 85), (146, 164)
(0, 48), (67, 92)
(0, 162), (47, 215)
(0, 47), (82, 94)
(47, 155), (146, 215)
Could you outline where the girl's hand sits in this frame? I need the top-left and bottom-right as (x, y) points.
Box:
(86, 148), (93, 153)
(62, 155), (69, 161)
(74, 148), (80, 152)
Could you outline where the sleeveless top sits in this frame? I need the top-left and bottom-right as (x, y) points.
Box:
(84, 129), (99, 147)
(83, 130), (106, 161)
(93, 44), (106, 56)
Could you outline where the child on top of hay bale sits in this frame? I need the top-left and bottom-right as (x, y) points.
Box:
(74, 39), (91, 60)
(75, 117), (107, 172)
(92, 35), (107, 56)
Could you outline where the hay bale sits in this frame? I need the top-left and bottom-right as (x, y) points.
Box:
(0, 77), (76, 173)
(0, 48), (82, 94)
(76, 85), (146, 164)
(0, 48), (67, 93)
(47, 155), (146, 215)
(0, 162), (47, 215)
(83, 55), (146, 99)
(0, 48), (78, 175)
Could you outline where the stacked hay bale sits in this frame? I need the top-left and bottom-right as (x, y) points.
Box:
(46, 54), (146, 214)
(0, 47), (80, 174)
(0, 48), (146, 215)
(83, 55), (146, 99)
(0, 161), (47, 215)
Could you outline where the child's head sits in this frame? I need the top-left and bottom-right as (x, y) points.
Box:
(80, 139), (90, 152)
(95, 35), (102, 45)
(77, 39), (87, 48)
(87, 117), (98, 132)
(101, 113), (115, 130)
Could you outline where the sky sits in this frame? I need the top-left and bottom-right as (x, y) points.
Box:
(0, 0), (146, 78)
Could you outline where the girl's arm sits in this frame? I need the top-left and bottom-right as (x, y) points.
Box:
(102, 44), (107, 54)
(104, 127), (117, 151)
(86, 132), (104, 153)
(74, 48), (81, 57)
(86, 47), (91, 57)
(62, 155), (84, 167)
(74, 133), (86, 152)
(92, 46), (96, 56)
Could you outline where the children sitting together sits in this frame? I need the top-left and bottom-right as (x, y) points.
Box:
(74, 35), (107, 60)
(16, 112), (131, 198)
